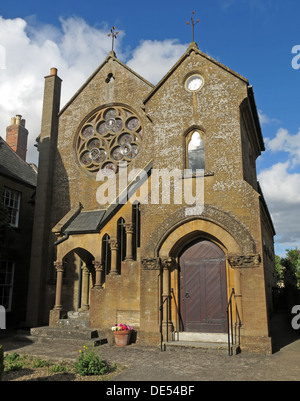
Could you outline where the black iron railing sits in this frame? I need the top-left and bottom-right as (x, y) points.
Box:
(161, 287), (242, 355)
(226, 288), (242, 356)
(170, 288), (184, 339)
(160, 288), (184, 350)
(159, 295), (170, 351)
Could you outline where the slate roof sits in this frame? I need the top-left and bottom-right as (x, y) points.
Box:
(65, 210), (106, 234)
(59, 160), (152, 235)
(0, 137), (37, 187)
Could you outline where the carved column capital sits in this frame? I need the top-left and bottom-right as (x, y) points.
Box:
(54, 261), (64, 272)
(109, 238), (119, 275)
(161, 257), (176, 270)
(124, 223), (134, 234)
(81, 264), (90, 274)
(92, 260), (103, 271)
(108, 238), (119, 251)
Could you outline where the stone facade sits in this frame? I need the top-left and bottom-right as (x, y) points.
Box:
(26, 43), (276, 353)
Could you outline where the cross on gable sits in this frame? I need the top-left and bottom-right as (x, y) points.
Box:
(186, 11), (199, 43)
(108, 26), (119, 52)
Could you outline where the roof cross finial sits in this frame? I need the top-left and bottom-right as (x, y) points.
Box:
(186, 11), (199, 43)
(108, 26), (119, 52)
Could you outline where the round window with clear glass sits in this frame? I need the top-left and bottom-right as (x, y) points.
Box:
(185, 74), (204, 92)
(76, 106), (142, 175)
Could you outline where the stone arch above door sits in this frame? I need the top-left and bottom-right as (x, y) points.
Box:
(145, 204), (256, 258)
(56, 233), (101, 262)
(158, 219), (240, 258)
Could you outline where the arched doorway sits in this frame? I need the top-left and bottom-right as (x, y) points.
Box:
(60, 248), (95, 313)
(179, 239), (227, 333)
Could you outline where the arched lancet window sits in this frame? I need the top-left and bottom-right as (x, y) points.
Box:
(132, 201), (141, 260)
(187, 131), (205, 171)
(102, 234), (111, 277)
(117, 218), (126, 271)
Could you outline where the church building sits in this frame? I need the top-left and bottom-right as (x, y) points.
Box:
(26, 38), (276, 353)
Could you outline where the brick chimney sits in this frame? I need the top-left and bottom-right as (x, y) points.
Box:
(6, 114), (28, 161)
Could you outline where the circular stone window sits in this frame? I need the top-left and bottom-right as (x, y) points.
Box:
(76, 106), (142, 175)
(185, 74), (204, 92)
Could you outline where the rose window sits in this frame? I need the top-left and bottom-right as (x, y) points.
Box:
(76, 106), (142, 175)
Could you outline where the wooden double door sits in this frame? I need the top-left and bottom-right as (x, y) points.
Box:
(179, 239), (228, 333)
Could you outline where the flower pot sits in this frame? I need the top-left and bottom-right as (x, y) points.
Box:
(113, 330), (132, 347)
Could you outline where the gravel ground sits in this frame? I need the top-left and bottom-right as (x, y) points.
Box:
(1, 313), (300, 382)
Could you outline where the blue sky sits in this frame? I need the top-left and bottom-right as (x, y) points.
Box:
(0, 0), (299, 256)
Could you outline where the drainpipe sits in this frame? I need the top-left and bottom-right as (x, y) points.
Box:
(54, 233), (69, 246)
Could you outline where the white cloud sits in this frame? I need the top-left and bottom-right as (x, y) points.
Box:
(258, 110), (280, 125)
(258, 161), (300, 248)
(259, 161), (300, 204)
(0, 16), (189, 165)
(126, 39), (188, 85)
(0, 16), (123, 165)
(265, 127), (300, 166)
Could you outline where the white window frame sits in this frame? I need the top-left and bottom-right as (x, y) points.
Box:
(0, 260), (15, 312)
(2, 187), (21, 228)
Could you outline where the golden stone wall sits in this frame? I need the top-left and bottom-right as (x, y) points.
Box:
(33, 44), (276, 352)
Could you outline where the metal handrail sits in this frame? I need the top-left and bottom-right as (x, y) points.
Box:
(170, 288), (184, 339)
(226, 288), (242, 356)
(159, 296), (170, 351)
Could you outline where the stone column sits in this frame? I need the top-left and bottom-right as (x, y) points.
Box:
(161, 258), (174, 340)
(109, 238), (119, 275)
(93, 260), (103, 288)
(124, 223), (134, 261)
(53, 261), (64, 311)
(80, 265), (90, 310)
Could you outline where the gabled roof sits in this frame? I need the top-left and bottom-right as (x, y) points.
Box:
(0, 137), (37, 187)
(143, 42), (249, 104)
(59, 51), (154, 116)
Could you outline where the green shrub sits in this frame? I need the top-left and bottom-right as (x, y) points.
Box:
(74, 346), (114, 376)
(4, 352), (23, 372)
(0, 345), (3, 381)
(50, 364), (68, 373)
(33, 357), (50, 368)
(4, 352), (19, 363)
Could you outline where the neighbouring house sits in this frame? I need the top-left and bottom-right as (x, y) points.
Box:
(0, 115), (37, 328)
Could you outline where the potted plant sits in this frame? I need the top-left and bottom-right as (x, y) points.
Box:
(112, 324), (133, 347)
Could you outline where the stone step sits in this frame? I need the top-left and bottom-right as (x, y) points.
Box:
(30, 326), (99, 340)
(165, 340), (229, 351)
(28, 326), (108, 347)
(67, 310), (90, 320)
(173, 332), (228, 343)
(165, 332), (240, 354)
(58, 318), (90, 329)
(165, 340), (241, 355)
(58, 310), (90, 329)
